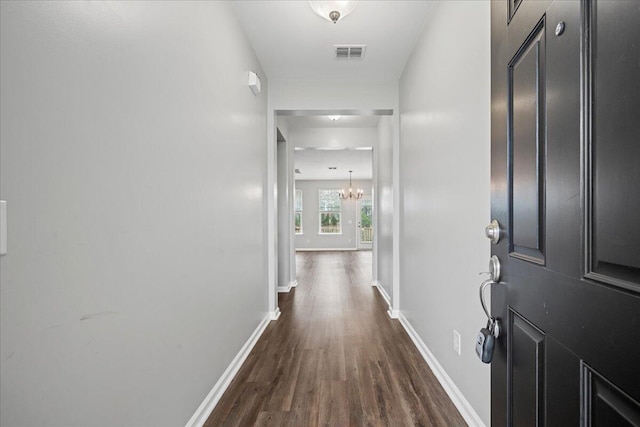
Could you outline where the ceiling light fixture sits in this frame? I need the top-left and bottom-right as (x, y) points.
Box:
(339, 170), (363, 200)
(309, 1), (358, 24)
(328, 115), (341, 121)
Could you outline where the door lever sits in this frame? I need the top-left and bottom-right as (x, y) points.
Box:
(476, 256), (502, 363)
(479, 255), (501, 282)
(478, 255), (501, 336)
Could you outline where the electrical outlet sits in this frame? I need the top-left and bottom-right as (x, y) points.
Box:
(453, 330), (461, 356)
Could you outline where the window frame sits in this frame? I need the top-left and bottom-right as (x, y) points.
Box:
(318, 189), (342, 235)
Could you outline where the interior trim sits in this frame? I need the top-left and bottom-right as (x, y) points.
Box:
(185, 314), (272, 427)
(277, 109), (393, 116)
(372, 280), (391, 308)
(295, 247), (357, 251)
(398, 312), (486, 427)
(277, 280), (298, 293)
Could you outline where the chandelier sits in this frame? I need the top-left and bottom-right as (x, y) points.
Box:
(339, 170), (363, 200)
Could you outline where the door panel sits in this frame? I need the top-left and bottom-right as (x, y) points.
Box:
(509, 18), (545, 263)
(508, 0), (523, 22)
(583, 364), (640, 426)
(586, 0), (640, 290)
(509, 310), (545, 427)
(491, 0), (640, 425)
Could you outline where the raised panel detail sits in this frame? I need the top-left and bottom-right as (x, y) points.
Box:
(509, 0), (524, 22)
(585, 0), (640, 291)
(582, 363), (640, 426)
(509, 310), (545, 427)
(508, 19), (545, 264)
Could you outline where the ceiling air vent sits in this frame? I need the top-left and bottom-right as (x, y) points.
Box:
(334, 45), (366, 60)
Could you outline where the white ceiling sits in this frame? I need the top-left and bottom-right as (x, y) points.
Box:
(232, 1), (434, 81)
(295, 149), (372, 181)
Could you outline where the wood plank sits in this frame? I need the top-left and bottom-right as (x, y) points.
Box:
(205, 251), (467, 426)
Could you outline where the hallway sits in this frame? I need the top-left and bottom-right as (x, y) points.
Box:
(205, 251), (466, 426)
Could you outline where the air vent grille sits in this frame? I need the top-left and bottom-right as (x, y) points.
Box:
(334, 45), (366, 60)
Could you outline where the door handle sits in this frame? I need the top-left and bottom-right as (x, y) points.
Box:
(476, 256), (502, 363)
(479, 255), (501, 337)
(485, 220), (501, 244)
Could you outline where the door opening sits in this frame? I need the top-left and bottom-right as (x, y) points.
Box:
(357, 196), (373, 250)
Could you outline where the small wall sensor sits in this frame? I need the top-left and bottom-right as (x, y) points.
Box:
(248, 71), (261, 96)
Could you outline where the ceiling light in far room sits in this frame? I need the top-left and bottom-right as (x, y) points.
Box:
(339, 170), (363, 200)
(309, 1), (358, 24)
(328, 115), (341, 121)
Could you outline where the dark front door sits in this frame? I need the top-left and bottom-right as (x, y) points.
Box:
(490, 1), (640, 425)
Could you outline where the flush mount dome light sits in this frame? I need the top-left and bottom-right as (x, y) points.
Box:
(309, 1), (358, 24)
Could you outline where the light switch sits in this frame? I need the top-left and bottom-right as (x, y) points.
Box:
(0, 201), (6, 255)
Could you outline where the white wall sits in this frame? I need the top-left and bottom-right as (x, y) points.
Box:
(294, 180), (372, 251)
(399, 1), (491, 425)
(289, 127), (378, 149)
(376, 117), (394, 300)
(0, 2), (268, 426)
(270, 80), (398, 112)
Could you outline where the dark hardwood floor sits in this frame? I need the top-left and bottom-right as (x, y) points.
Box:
(205, 251), (466, 426)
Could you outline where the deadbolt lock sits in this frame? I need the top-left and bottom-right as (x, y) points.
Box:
(485, 220), (501, 244)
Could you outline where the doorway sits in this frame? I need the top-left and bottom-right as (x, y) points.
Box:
(271, 110), (396, 315)
(357, 196), (373, 250)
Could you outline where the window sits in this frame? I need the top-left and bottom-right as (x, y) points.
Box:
(319, 189), (341, 234)
(295, 189), (303, 234)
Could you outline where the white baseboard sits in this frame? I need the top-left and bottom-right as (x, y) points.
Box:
(373, 281), (391, 308)
(270, 308), (281, 320)
(398, 313), (486, 427)
(277, 280), (298, 293)
(185, 314), (271, 427)
(295, 248), (357, 252)
(372, 281), (398, 318)
(277, 284), (291, 293)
